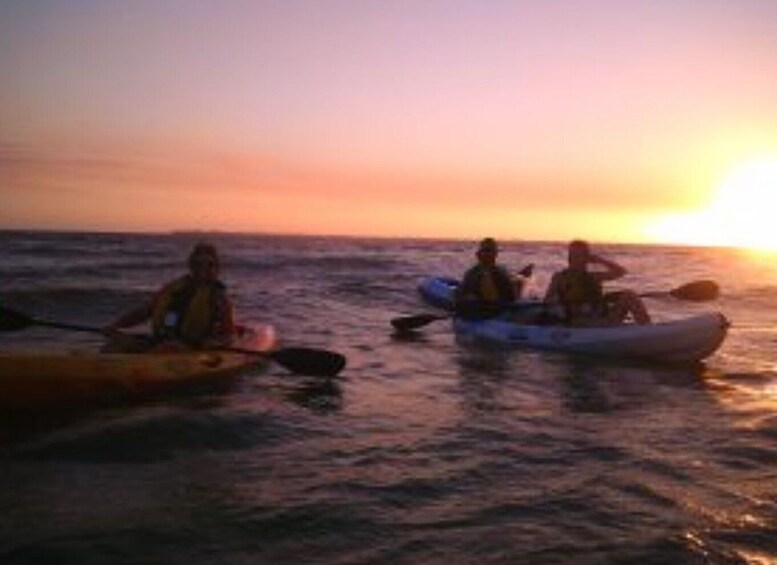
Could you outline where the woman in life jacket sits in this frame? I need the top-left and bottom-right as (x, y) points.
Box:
(102, 242), (235, 352)
(543, 240), (651, 326)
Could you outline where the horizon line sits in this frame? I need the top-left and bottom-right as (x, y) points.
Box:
(0, 226), (744, 251)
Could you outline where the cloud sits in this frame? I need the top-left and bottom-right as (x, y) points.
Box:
(0, 134), (679, 210)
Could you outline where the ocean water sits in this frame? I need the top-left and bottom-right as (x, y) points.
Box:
(1, 230), (777, 564)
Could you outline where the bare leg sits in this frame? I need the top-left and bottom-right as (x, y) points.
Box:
(607, 290), (651, 325)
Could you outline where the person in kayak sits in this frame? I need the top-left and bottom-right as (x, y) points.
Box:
(543, 239), (651, 326)
(455, 237), (526, 317)
(102, 242), (235, 351)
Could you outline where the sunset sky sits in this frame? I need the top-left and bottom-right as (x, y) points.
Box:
(1, 1), (776, 246)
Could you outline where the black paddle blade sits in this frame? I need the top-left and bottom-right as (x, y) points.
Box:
(270, 347), (346, 377)
(390, 314), (447, 332)
(0, 306), (34, 331)
(518, 263), (534, 278)
(669, 280), (719, 301)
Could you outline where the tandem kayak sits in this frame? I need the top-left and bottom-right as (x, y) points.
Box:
(455, 310), (728, 364)
(0, 324), (276, 412)
(419, 276), (728, 363)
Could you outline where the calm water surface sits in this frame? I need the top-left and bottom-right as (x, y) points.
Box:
(1, 231), (777, 564)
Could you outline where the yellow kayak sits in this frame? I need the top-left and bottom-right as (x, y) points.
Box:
(0, 325), (276, 412)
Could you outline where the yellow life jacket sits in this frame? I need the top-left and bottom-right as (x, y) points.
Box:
(556, 269), (603, 308)
(151, 276), (226, 344)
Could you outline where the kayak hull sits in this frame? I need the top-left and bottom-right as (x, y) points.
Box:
(454, 312), (728, 364)
(420, 276), (728, 363)
(0, 325), (276, 412)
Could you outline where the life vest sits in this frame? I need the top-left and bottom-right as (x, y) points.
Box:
(479, 270), (500, 302)
(463, 265), (514, 303)
(555, 268), (604, 318)
(151, 275), (228, 345)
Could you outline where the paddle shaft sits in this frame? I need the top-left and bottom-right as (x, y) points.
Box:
(0, 306), (346, 376)
(26, 318), (274, 358)
(30, 319), (108, 334)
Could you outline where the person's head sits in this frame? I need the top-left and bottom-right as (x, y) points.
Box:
(188, 242), (220, 283)
(567, 239), (590, 270)
(476, 237), (499, 267)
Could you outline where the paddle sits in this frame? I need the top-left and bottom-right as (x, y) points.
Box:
(390, 279), (720, 332)
(639, 279), (719, 301)
(390, 301), (543, 332)
(0, 306), (346, 377)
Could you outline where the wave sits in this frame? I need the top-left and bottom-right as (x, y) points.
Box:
(1, 286), (149, 306)
(9, 407), (315, 463)
(238, 254), (402, 271)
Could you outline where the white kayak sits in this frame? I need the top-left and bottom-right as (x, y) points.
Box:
(418, 276), (728, 363)
(454, 312), (729, 364)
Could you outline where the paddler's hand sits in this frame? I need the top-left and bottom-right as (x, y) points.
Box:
(514, 263), (534, 299)
(586, 252), (627, 279)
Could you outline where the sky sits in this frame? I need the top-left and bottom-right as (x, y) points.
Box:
(1, 0), (776, 245)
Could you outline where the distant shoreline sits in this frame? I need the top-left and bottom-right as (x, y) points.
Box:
(0, 227), (739, 251)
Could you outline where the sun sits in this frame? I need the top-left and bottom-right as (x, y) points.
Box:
(709, 157), (777, 249)
(647, 157), (777, 251)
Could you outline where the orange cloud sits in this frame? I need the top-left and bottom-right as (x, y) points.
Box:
(0, 134), (695, 241)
